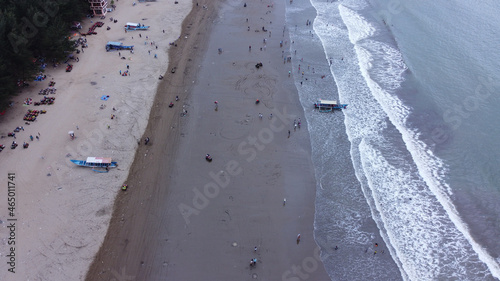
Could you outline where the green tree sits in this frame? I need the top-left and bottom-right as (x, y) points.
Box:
(0, 0), (89, 109)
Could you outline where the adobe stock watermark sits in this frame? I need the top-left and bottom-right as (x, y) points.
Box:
(430, 75), (498, 146)
(178, 106), (295, 224)
(8, 0), (65, 53)
(50, 97), (146, 184)
(110, 266), (135, 281)
(281, 246), (330, 281)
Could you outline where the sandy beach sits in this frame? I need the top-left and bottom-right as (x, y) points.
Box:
(0, 0), (330, 280)
(87, 0), (330, 280)
(0, 1), (190, 280)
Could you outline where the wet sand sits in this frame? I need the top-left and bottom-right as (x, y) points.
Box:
(86, 0), (331, 280)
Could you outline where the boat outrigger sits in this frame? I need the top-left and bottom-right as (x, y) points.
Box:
(124, 22), (150, 31)
(71, 157), (117, 172)
(314, 99), (348, 112)
(106, 41), (134, 52)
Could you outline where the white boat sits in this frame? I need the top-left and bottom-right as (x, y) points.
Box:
(314, 99), (348, 112)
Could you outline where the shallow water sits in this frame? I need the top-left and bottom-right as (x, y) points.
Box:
(286, 0), (500, 280)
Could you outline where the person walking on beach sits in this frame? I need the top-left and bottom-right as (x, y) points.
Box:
(259, 113), (263, 119)
(297, 234), (301, 244)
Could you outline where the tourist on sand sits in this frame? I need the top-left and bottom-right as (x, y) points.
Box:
(297, 234), (301, 244)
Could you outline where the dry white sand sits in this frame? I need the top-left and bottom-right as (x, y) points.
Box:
(0, 1), (191, 280)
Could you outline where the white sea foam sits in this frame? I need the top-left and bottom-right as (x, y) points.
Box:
(359, 139), (490, 279)
(303, 0), (500, 279)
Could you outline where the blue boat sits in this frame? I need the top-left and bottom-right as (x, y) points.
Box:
(314, 99), (348, 112)
(106, 41), (134, 52)
(71, 157), (117, 171)
(124, 22), (150, 31)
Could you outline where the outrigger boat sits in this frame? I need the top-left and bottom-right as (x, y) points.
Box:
(124, 22), (150, 31)
(71, 157), (117, 172)
(106, 41), (134, 52)
(314, 99), (348, 112)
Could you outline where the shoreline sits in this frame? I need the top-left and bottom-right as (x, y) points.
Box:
(87, 0), (330, 280)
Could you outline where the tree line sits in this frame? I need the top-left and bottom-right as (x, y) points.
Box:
(0, 0), (89, 109)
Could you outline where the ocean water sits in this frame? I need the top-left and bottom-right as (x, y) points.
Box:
(286, 0), (500, 280)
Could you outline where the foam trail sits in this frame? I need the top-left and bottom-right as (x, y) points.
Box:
(358, 138), (490, 279)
